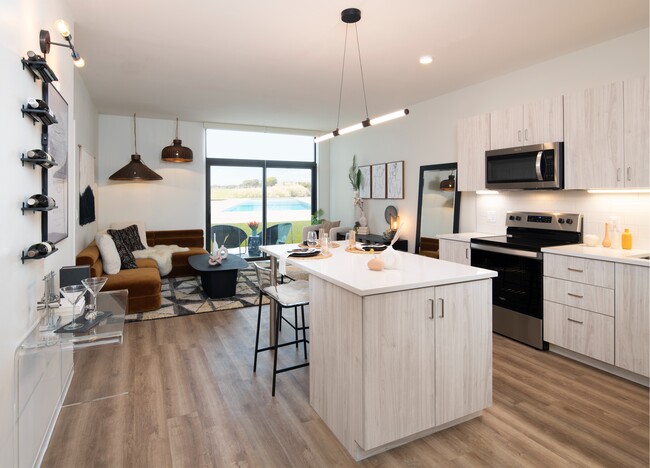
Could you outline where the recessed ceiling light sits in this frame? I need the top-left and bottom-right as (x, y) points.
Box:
(419, 55), (433, 65)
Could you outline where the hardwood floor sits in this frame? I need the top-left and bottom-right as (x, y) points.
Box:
(43, 305), (649, 467)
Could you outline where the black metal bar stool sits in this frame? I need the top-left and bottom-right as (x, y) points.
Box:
(252, 262), (309, 396)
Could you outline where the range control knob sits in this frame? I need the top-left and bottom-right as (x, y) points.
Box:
(509, 215), (515, 221)
(558, 218), (565, 224)
(515, 216), (522, 221)
(566, 219), (573, 225)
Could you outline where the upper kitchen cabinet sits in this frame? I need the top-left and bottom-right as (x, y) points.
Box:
(623, 75), (649, 188)
(490, 96), (564, 149)
(457, 113), (490, 191)
(565, 78), (649, 189)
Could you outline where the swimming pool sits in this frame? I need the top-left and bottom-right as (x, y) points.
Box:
(224, 198), (311, 212)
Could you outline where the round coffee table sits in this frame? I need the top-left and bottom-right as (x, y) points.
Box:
(188, 254), (249, 299)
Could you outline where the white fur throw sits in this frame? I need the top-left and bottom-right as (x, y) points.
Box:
(133, 244), (189, 276)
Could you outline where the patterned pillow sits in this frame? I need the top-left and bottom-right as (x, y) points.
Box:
(107, 225), (143, 269)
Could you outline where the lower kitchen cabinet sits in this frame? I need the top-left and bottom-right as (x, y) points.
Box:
(439, 238), (471, 265)
(615, 263), (649, 377)
(353, 280), (492, 451)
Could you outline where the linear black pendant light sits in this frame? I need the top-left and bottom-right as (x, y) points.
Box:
(314, 8), (409, 143)
(109, 114), (163, 181)
(161, 118), (193, 162)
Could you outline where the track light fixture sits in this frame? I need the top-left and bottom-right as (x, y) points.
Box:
(39, 19), (85, 68)
(314, 8), (409, 144)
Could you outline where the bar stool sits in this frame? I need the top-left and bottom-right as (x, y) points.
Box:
(252, 262), (309, 396)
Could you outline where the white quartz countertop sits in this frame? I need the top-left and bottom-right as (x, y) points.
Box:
(437, 232), (497, 242)
(542, 244), (650, 267)
(261, 243), (497, 296)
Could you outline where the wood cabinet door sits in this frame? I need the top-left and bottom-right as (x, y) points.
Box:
(434, 280), (492, 425)
(623, 75), (649, 188)
(490, 105), (523, 149)
(615, 264), (649, 377)
(523, 96), (564, 145)
(362, 288), (437, 450)
(457, 114), (490, 191)
(439, 239), (470, 265)
(564, 82), (625, 189)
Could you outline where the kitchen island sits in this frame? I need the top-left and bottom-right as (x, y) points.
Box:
(261, 244), (497, 460)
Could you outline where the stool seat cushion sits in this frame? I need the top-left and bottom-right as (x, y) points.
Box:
(264, 280), (309, 307)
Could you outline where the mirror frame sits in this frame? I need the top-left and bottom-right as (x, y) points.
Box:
(414, 162), (461, 254)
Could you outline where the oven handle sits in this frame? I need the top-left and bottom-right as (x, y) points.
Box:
(470, 242), (542, 260)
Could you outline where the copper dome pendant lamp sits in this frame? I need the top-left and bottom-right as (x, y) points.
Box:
(161, 118), (193, 162)
(109, 114), (163, 181)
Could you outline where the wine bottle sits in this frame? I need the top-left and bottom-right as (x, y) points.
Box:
(26, 149), (56, 167)
(26, 194), (56, 208)
(27, 98), (55, 117)
(26, 241), (55, 258)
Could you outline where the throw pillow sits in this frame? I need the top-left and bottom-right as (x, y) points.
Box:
(107, 226), (141, 269)
(110, 221), (148, 249)
(95, 231), (121, 274)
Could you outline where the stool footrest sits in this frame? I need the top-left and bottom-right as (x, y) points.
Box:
(276, 362), (310, 374)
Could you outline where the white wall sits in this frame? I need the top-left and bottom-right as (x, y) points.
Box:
(327, 28), (649, 251)
(97, 115), (206, 232)
(0, 1), (90, 466)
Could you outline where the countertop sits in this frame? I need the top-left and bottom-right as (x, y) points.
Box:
(542, 244), (650, 267)
(261, 243), (497, 296)
(437, 232), (497, 242)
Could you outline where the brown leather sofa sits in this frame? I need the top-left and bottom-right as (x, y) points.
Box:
(76, 229), (208, 313)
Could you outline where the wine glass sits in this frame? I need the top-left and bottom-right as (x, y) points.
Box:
(82, 277), (108, 320)
(306, 230), (317, 247)
(60, 284), (87, 331)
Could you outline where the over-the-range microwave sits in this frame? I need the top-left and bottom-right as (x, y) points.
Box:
(485, 142), (563, 190)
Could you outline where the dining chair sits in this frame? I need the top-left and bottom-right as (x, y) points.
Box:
(211, 224), (248, 256)
(252, 262), (309, 396)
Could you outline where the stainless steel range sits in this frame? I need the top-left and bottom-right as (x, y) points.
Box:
(470, 211), (583, 349)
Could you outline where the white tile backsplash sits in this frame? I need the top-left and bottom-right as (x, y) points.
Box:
(475, 191), (650, 249)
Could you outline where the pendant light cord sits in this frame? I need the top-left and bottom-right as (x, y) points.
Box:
(335, 22), (370, 129)
(175, 117), (179, 139)
(354, 23), (369, 120)
(133, 113), (138, 154)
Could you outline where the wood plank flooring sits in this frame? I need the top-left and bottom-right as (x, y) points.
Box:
(43, 305), (649, 467)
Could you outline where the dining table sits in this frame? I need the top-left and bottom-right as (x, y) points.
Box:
(259, 241), (497, 461)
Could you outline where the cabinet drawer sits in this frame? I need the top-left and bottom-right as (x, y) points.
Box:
(543, 277), (614, 316)
(544, 253), (615, 288)
(543, 301), (614, 364)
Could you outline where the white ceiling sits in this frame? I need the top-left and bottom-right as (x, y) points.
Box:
(64, 0), (648, 132)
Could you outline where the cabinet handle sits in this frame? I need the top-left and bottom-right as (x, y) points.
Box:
(617, 168), (621, 182)
(428, 299), (434, 320)
(524, 128), (529, 141)
(465, 248), (469, 259)
(627, 167), (631, 181)
(567, 318), (583, 324)
(567, 292), (584, 298)
(518, 130), (522, 142)
(567, 267), (583, 273)
(438, 298), (445, 318)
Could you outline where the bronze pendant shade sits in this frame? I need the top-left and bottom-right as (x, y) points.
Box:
(439, 174), (455, 192)
(109, 114), (163, 181)
(161, 118), (193, 162)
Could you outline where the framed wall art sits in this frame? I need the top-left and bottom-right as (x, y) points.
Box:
(371, 163), (386, 199)
(387, 160), (404, 199)
(44, 83), (68, 244)
(359, 165), (371, 198)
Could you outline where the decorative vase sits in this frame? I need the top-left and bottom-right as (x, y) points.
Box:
(248, 234), (261, 256)
(602, 222), (611, 248)
(218, 244), (229, 259)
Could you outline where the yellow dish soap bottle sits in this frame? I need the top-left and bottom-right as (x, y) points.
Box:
(621, 228), (632, 250)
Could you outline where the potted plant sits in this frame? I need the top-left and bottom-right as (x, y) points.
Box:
(349, 155), (367, 231)
(247, 220), (260, 236)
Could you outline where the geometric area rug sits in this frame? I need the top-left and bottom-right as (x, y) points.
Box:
(125, 267), (269, 323)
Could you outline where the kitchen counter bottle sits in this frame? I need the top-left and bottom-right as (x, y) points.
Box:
(602, 223), (611, 247)
(621, 228), (632, 250)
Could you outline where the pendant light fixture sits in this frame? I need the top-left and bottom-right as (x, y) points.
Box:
(439, 174), (456, 192)
(109, 114), (163, 181)
(161, 118), (193, 162)
(314, 8), (409, 144)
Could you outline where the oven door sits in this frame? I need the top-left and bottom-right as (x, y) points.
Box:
(471, 243), (547, 349)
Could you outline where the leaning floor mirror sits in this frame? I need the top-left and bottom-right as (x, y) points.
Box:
(414, 163), (461, 258)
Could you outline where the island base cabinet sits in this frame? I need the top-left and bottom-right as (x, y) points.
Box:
(310, 276), (492, 460)
(615, 264), (649, 377)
